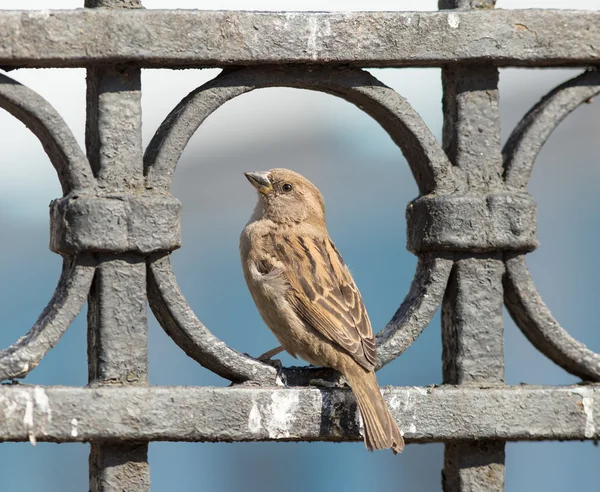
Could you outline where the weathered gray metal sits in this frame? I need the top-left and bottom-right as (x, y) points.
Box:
(0, 385), (597, 443)
(439, 52), (506, 489)
(84, 3), (149, 488)
(1, 9), (600, 68)
(0, 1), (598, 491)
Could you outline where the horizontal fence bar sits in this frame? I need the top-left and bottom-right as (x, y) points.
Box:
(0, 9), (599, 69)
(0, 384), (597, 443)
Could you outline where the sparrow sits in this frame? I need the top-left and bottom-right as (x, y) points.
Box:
(240, 168), (404, 454)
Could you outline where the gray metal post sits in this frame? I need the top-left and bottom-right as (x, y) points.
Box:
(439, 2), (505, 491)
(84, 1), (149, 491)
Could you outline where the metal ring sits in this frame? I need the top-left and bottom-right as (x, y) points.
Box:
(0, 255), (96, 381)
(143, 66), (453, 383)
(144, 66), (455, 195)
(0, 72), (95, 194)
(503, 69), (600, 190)
(376, 253), (453, 370)
(504, 254), (600, 381)
(0, 73), (96, 381)
(502, 70), (600, 381)
(147, 253), (278, 385)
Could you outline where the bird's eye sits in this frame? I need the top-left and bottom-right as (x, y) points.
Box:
(282, 183), (293, 192)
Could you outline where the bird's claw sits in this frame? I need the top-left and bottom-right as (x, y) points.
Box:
(257, 346), (284, 362)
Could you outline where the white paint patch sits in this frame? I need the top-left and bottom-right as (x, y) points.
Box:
(5, 400), (18, 419)
(356, 411), (364, 438)
(22, 393), (35, 446)
(34, 387), (52, 422)
(22, 396), (34, 428)
(403, 392), (413, 411)
(305, 16), (330, 61)
(397, 388), (426, 437)
(388, 394), (402, 411)
(71, 418), (79, 438)
(572, 388), (596, 439)
(265, 391), (299, 439)
(248, 402), (262, 434)
(448, 13), (460, 29)
(413, 386), (429, 396)
(322, 17), (331, 38)
(28, 10), (51, 20)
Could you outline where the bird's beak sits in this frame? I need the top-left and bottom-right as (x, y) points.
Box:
(244, 171), (272, 195)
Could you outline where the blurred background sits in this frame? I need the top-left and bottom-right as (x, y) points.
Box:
(0, 0), (599, 490)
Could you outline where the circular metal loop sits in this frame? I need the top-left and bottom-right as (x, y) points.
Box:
(0, 74), (97, 381)
(143, 67), (454, 383)
(504, 254), (600, 381)
(376, 253), (453, 370)
(502, 69), (600, 381)
(0, 255), (96, 381)
(144, 65), (455, 195)
(0, 72), (95, 195)
(503, 69), (600, 190)
(147, 253), (278, 385)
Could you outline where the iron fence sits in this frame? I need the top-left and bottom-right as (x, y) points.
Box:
(0, 1), (599, 491)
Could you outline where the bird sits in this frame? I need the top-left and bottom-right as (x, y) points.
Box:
(239, 168), (404, 454)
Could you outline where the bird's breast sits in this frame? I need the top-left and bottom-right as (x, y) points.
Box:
(240, 224), (310, 352)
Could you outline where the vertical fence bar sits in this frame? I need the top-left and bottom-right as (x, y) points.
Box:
(439, 1), (505, 491)
(84, 1), (149, 491)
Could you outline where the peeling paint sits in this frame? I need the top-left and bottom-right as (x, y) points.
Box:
(22, 393), (35, 446)
(248, 402), (262, 434)
(305, 17), (329, 61)
(307, 17), (318, 61)
(71, 418), (79, 438)
(5, 399), (18, 419)
(265, 391), (299, 439)
(413, 386), (429, 396)
(388, 394), (402, 411)
(28, 10), (51, 20)
(356, 410), (364, 437)
(572, 388), (596, 439)
(448, 13), (460, 29)
(22, 396), (33, 428)
(34, 386), (52, 422)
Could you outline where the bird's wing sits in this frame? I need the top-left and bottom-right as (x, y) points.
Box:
(269, 233), (376, 370)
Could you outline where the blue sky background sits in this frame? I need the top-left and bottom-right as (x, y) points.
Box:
(0, 1), (599, 491)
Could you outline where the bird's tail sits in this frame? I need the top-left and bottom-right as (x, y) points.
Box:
(345, 366), (405, 454)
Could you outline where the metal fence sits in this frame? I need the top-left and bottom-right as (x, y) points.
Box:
(0, 0), (599, 490)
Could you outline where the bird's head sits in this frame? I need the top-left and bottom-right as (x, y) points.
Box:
(244, 168), (326, 227)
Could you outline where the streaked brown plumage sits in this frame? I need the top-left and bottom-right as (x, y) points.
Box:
(240, 168), (404, 454)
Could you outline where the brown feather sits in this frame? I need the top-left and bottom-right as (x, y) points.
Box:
(270, 232), (376, 371)
(345, 366), (405, 454)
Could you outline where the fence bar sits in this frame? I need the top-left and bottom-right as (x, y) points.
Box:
(85, 1), (149, 491)
(439, 2), (506, 490)
(0, 9), (599, 68)
(0, 385), (597, 443)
